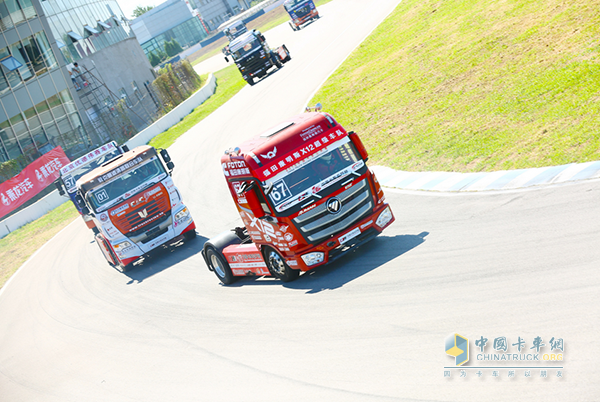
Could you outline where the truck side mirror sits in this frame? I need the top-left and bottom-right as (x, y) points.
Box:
(238, 181), (265, 219)
(159, 148), (171, 163)
(349, 131), (369, 162)
(166, 161), (175, 171)
(54, 180), (65, 196)
(75, 193), (90, 215)
(121, 144), (129, 152)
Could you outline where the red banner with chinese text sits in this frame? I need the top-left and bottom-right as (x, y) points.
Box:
(0, 147), (70, 219)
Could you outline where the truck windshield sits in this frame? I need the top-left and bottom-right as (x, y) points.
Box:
(62, 150), (121, 194)
(284, 0), (306, 11)
(231, 38), (261, 59)
(265, 137), (364, 213)
(87, 158), (166, 212)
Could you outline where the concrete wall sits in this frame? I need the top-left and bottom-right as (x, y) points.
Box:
(77, 37), (156, 98)
(0, 73), (216, 239)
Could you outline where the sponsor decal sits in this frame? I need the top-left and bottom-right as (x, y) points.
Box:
(223, 160), (250, 177)
(99, 213), (109, 222)
(360, 220), (373, 230)
(338, 227), (361, 244)
(110, 203), (129, 216)
(284, 233), (294, 242)
(289, 240), (298, 247)
(298, 203), (317, 216)
(287, 259), (298, 266)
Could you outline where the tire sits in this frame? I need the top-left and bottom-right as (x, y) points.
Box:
(264, 247), (299, 282)
(245, 77), (254, 86)
(272, 54), (283, 69)
(95, 234), (133, 272)
(183, 230), (196, 241)
(96, 234), (117, 267)
(289, 21), (296, 31)
(206, 247), (236, 285)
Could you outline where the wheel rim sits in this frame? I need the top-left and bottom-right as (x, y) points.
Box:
(210, 253), (226, 278)
(267, 251), (286, 276)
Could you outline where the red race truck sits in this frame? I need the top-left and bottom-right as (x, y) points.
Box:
(202, 108), (394, 284)
(75, 145), (196, 271)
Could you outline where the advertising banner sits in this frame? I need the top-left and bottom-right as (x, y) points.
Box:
(0, 147), (70, 219)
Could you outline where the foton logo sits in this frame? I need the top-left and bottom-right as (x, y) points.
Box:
(138, 209), (149, 218)
(261, 147), (277, 159)
(326, 197), (342, 214)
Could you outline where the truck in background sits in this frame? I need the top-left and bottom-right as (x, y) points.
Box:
(55, 141), (125, 234)
(223, 19), (247, 41)
(284, 0), (319, 31)
(223, 29), (291, 86)
(202, 108), (395, 285)
(75, 145), (196, 272)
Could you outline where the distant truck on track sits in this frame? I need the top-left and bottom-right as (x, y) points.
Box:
(55, 141), (125, 234)
(284, 0), (319, 31)
(202, 107), (395, 284)
(74, 145), (196, 272)
(223, 29), (291, 86)
(222, 20), (247, 41)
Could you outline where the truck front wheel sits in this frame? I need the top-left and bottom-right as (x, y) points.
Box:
(245, 77), (254, 86)
(206, 247), (236, 285)
(264, 247), (299, 282)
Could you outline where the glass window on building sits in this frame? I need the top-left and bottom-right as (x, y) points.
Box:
(17, 0), (36, 20)
(8, 113), (35, 157)
(34, 32), (58, 71)
(0, 0), (15, 31)
(4, 0), (25, 26)
(21, 36), (46, 76)
(0, 47), (21, 90)
(9, 41), (33, 81)
(0, 120), (21, 159)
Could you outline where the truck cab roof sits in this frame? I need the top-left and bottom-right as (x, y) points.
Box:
(228, 30), (259, 52)
(222, 112), (344, 181)
(77, 145), (156, 194)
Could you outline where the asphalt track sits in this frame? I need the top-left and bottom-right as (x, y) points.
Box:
(1, 1), (599, 401)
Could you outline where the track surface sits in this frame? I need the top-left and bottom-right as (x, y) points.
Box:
(1, 1), (599, 400)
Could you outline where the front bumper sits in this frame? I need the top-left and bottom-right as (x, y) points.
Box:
(287, 203), (395, 272)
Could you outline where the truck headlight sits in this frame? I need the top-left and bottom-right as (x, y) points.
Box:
(113, 240), (131, 251)
(301, 252), (324, 266)
(375, 206), (393, 228)
(175, 207), (189, 221)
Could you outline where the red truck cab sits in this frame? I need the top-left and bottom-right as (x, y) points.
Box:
(202, 112), (394, 284)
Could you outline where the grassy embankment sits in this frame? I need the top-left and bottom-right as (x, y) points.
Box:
(189, 0), (335, 66)
(0, 66), (245, 289)
(310, 0), (600, 172)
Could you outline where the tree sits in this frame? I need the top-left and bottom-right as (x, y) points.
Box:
(148, 51), (160, 67)
(131, 5), (154, 18)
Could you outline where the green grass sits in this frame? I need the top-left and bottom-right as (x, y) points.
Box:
(310, 0), (600, 172)
(0, 202), (79, 289)
(149, 66), (245, 149)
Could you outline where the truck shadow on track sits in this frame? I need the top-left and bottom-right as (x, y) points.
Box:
(287, 232), (429, 294)
(122, 233), (208, 284)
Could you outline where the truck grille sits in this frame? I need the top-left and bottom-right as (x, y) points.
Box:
(240, 52), (270, 75)
(293, 179), (373, 243)
(109, 184), (171, 236)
